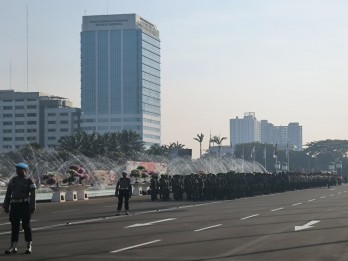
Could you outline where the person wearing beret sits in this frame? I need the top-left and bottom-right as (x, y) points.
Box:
(2, 163), (36, 254)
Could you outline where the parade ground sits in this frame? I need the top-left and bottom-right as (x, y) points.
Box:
(1, 186), (348, 260)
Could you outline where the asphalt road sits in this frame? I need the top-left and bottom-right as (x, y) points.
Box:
(1, 186), (348, 261)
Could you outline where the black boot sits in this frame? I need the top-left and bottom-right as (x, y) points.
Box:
(5, 242), (18, 254)
(25, 241), (32, 254)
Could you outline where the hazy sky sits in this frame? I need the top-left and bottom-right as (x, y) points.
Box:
(1, 0), (348, 158)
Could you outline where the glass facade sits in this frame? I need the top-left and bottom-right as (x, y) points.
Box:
(81, 14), (161, 146)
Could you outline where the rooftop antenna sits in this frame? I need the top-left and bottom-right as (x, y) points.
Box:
(26, 5), (29, 92)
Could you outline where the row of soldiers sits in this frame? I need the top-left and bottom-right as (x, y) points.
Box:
(149, 172), (340, 201)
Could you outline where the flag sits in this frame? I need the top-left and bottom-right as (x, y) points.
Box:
(273, 143), (278, 158)
(263, 144), (266, 159)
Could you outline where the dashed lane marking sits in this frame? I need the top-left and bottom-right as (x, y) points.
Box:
(110, 240), (161, 253)
(308, 199), (316, 202)
(271, 207), (284, 212)
(194, 224), (222, 232)
(241, 214), (259, 220)
(292, 203), (302, 206)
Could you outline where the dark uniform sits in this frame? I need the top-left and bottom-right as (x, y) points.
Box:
(2, 163), (36, 254)
(115, 171), (132, 215)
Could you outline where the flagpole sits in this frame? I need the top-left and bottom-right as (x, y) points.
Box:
(264, 144), (267, 171)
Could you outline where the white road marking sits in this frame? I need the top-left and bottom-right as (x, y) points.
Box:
(125, 218), (176, 228)
(329, 194), (335, 196)
(320, 196), (327, 199)
(308, 199), (316, 202)
(344, 191), (347, 193)
(295, 220), (320, 231)
(330, 188), (336, 191)
(110, 239), (161, 253)
(103, 205), (116, 208)
(194, 224), (222, 232)
(338, 192), (342, 195)
(292, 203), (302, 206)
(271, 207), (284, 212)
(0, 222), (10, 226)
(51, 209), (80, 214)
(241, 214), (259, 220)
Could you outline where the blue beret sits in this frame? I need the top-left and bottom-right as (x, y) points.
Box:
(15, 163), (29, 169)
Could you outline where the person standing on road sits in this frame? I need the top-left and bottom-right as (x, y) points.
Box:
(2, 163), (36, 254)
(115, 171), (132, 216)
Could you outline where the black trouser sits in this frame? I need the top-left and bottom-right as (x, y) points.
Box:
(117, 190), (130, 210)
(9, 202), (32, 242)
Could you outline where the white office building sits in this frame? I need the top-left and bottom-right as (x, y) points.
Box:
(0, 90), (80, 153)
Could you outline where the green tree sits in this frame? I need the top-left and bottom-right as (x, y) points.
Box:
(193, 133), (204, 158)
(211, 136), (227, 157)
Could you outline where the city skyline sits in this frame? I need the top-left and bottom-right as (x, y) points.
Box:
(1, 1), (348, 158)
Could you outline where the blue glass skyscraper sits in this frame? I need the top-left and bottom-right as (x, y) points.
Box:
(80, 14), (161, 147)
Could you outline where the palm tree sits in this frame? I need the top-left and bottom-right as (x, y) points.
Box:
(211, 135), (227, 158)
(118, 129), (144, 157)
(194, 133), (204, 158)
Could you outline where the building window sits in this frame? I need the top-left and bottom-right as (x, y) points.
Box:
(3, 129), (12, 133)
(3, 122), (12, 125)
(15, 99), (24, 102)
(60, 120), (68, 124)
(15, 121), (24, 125)
(27, 105), (37, 109)
(60, 128), (68, 132)
(47, 137), (56, 140)
(3, 99), (12, 102)
(27, 137), (36, 141)
(48, 121), (56, 124)
(3, 145), (12, 149)
(27, 121), (37, 125)
(15, 113), (25, 117)
(15, 137), (25, 141)
(27, 98), (36, 101)
(48, 129), (56, 132)
(60, 113), (68, 116)
(27, 113), (37, 117)
(15, 129), (25, 133)
(15, 106), (24, 109)
(27, 129), (37, 133)
(3, 106), (12, 110)
(3, 137), (12, 141)
(48, 113), (56, 116)
(3, 114), (12, 118)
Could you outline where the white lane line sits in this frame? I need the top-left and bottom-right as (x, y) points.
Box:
(330, 188), (336, 191)
(271, 207), (284, 212)
(125, 218), (176, 228)
(330, 194), (335, 196)
(320, 196), (327, 199)
(344, 191), (347, 193)
(292, 203), (302, 206)
(338, 192), (342, 195)
(241, 214), (259, 220)
(51, 209), (80, 214)
(0, 222), (10, 226)
(194, 224), (222, 232)
(308, 199), (316, 202)
(110, 240), (161, 253)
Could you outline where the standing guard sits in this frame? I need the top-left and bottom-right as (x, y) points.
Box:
(115, 171), (132, 216)
(2, 163), (36, 254)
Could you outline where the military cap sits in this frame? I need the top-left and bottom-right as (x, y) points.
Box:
(15, 163), (29, 169)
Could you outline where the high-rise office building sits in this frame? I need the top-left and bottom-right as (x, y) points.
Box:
(230, 112), (303, 151)
(0, 90), (80, 153)
(230, 112), (261, 145)
(80, 14), (161, 147)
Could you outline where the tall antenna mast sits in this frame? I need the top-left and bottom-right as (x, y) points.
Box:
(10, 59), (12, 89)
(26, 5), (29, 92)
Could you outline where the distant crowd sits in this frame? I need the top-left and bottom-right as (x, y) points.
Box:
(148, 172), (341, 201)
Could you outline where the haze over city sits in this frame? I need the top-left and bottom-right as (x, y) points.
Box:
(1, 0), (348, 158)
